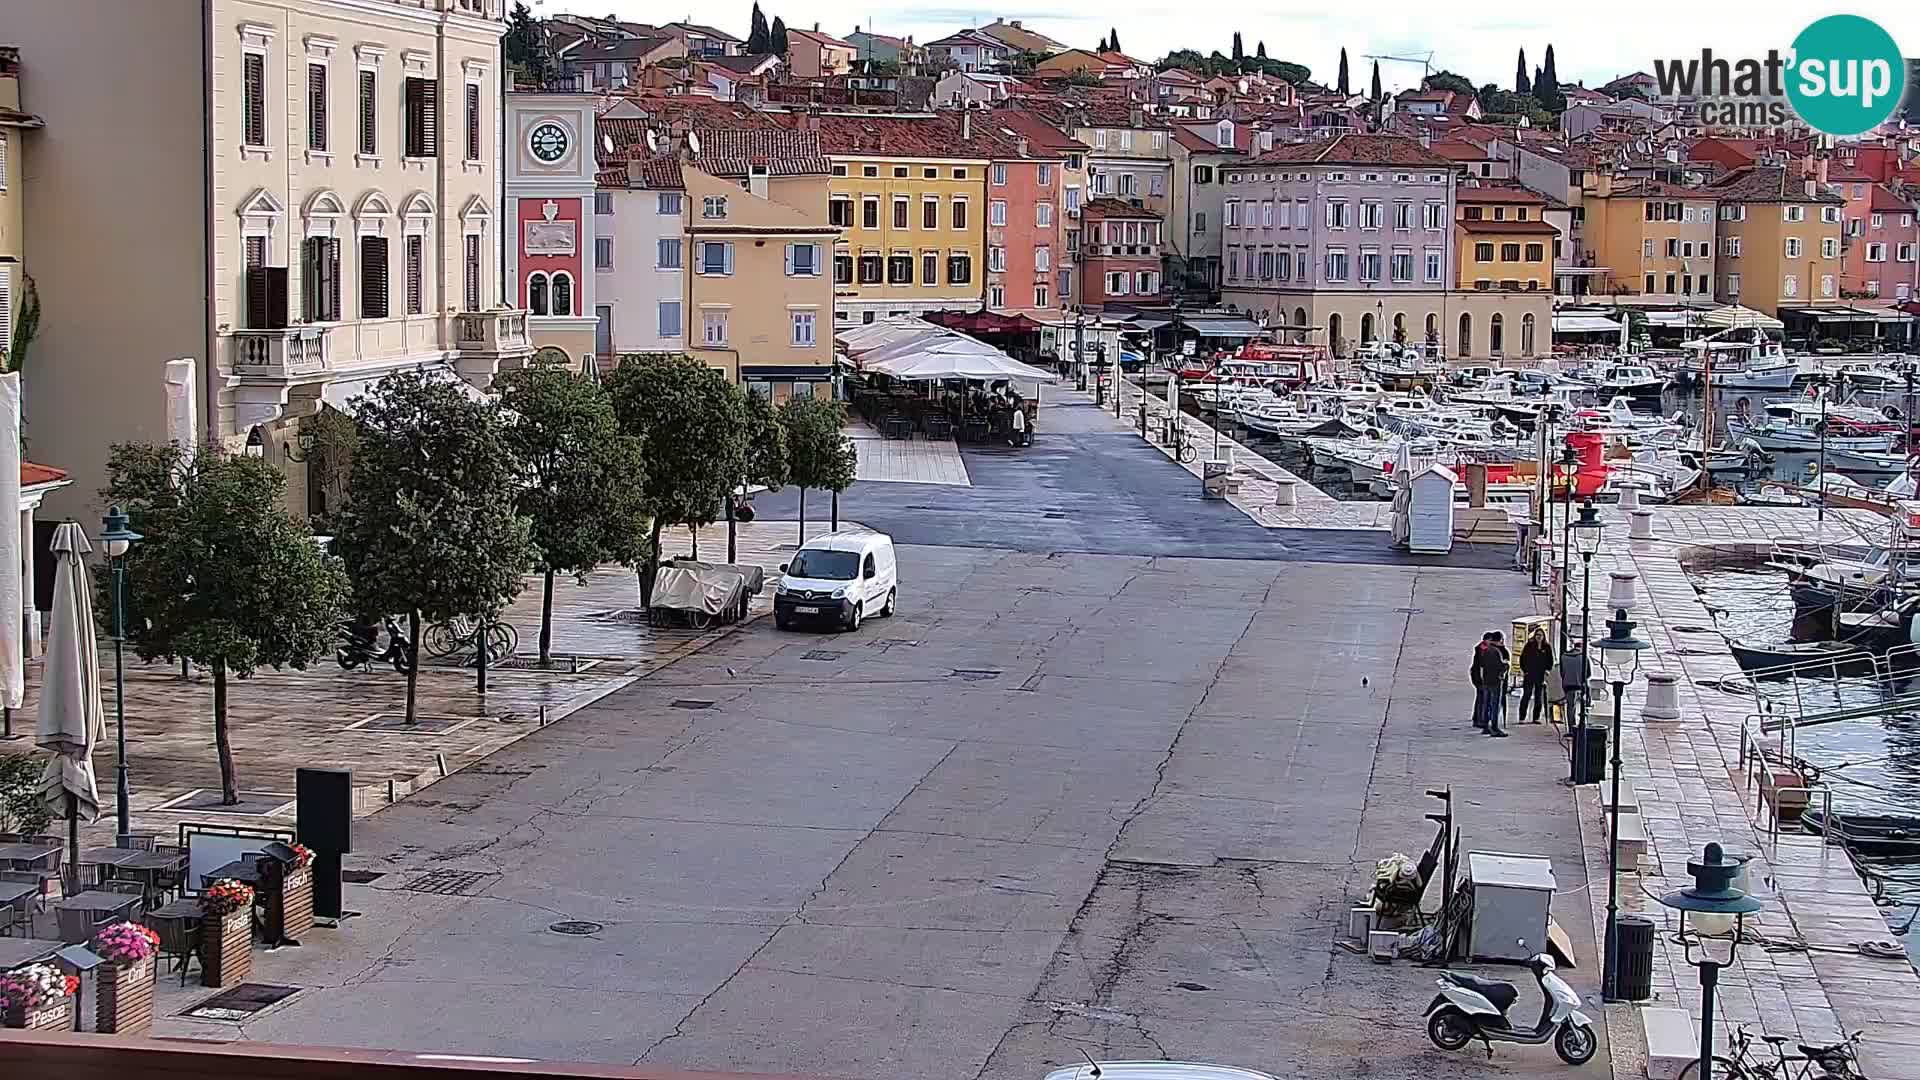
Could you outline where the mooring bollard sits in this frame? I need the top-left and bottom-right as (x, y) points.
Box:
(1641, 671), (1681, 721)
(1273, 478), (1298, 508)
(1629, 509), (1655, 540)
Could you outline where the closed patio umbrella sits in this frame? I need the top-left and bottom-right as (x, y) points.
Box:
(37, 522), (104, 884)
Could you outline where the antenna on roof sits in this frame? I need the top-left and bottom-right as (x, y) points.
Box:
(1077, 1049), (1102, 1079)
(644, 129), (660, 153)
(687, 130), (702, 155)
(605, 133), (619, 155)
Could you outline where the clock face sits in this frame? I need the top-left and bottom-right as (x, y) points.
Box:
(529, 123), (569, 163)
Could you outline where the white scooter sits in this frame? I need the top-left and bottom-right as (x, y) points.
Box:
(1424, 948), (1597, 1064)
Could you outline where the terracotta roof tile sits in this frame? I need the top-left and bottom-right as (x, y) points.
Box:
(1869, 185), (1917, 213)
(596, 121), (828, 177)
(1458, 219), (1561, 235)
(1708, 164), (1845, 205)
(21, 462), (68, 488)
(1457, 185), (1547, 204)
(989, 109), (1085, 155)
(1249, 133), (1450, 168)
(1082, 197), (1161, 219)
(793, 112), (1025, 159)
(1428, 139), (1492, 162)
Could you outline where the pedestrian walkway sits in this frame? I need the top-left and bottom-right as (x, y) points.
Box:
(848, 420), (971, 486)
(1549, 505), (1920, 1080)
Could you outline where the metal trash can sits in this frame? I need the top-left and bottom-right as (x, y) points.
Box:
(1576, 726), (1608, 785)
(1614, 915), (1656, 1001)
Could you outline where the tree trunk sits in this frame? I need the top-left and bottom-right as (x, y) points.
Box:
(212, 660), (238, 805)
(639, 521), (664, 610)
(690, 523), (699, 561)
(726, 490), (737, 562)
(831, 489), (839, 531)
(798, 488), (806, 547)
(405, 609), (421, 725)
(539, 568), (555, 667)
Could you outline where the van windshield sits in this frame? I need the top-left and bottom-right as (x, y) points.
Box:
(788, 549), (860, 580)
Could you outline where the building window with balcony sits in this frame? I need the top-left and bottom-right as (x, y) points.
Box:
(657, 238), (681, 269)
(895, 198), (911, 229)
(302, 236), (341, 321)
(888, 254), (914, 284)
(834, 254), (853, 284)
(702, 310), (728, 346)
(829, 198), (853, 227)
(792, 310), (816, 347)
(658, 300), (682, 338)
(947, 252), (972, 285)
(1474, 242), (1494, 262)
(358, 235), (391, 318)
(403, 77), (437, 158)
(858, 253), (883, 284)
(700, 241), (734, 276)
(404, 234), (424, 314)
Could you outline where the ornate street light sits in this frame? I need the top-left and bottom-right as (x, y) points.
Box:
(100, 506), (143, 843)
(1569, 501), (1603, 786)
(1599, 607), (1649, 1001)
(1660, 843), (1763, 1078)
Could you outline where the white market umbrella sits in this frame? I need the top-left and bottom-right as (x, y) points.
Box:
(1702, 305), (1783, 331)
(859, 333), (1000, 364)
(0, 374), (22, 712)
(38, 522), (104, 878)
(867, 348), (1060, 383)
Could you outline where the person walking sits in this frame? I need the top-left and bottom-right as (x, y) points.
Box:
(1518, 629), (1554, 725)
(1009, 401), (1027, 447)
(1476, 631), (1512, 737)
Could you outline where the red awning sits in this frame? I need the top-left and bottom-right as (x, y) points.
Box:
(923, 310), (1043, 335)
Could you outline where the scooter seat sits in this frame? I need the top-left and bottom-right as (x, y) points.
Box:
(1442, 972), (1518, 1014)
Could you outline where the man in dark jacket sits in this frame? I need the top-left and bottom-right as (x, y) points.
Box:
(1518, 629), (1554, 724)
(1470, 633), (1492, 730)
(1473, 632), (1512, 736)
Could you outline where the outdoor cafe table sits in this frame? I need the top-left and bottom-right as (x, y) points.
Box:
(53, 890), (142, 922)
(0, 936), (60, 970)
(202, 856), (265, 890)
(80, 846), (143, 884)
(0, 842), (60, 870)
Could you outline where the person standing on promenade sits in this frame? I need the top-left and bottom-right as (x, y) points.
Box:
(1476, 631), (1512, 737)
(1470, 632), (1495, 730)
(1518, 629), (1554, 724)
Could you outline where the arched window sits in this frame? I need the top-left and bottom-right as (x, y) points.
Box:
(1521, 313), (1537, 357)
(1425, 312), (1439, 346)
(1392, 312), (1407, 344)
(1294, 307), (1308, 345)
(551, 271), (574, 316)
(1328, 313), (1345, 358)
(1359, 312), (1375, 344)
(1457, 312), (1472, 357)
(1489, 313), (1505, 356)
(527, 272), (549, 315)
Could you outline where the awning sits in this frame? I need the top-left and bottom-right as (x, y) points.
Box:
(1119, 315), (1171, 332)
(866, 347), (1060, 383)
(1643, 311), (1702, 328)
(1552, 314), (1624, 334)
(323, 365), (489, 414)
(1778, 305), (1904, 324)
(1183, 316), (1264, 337)
(1701, 304), (1783, 330)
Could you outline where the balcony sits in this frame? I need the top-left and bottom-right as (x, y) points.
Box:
(232, 326), (333, 381)
(453, 309), (535, 383)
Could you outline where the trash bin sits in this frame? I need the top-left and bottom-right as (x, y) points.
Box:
(1575, 725), (1608, 785)
(1614, 915), (1656, 1001)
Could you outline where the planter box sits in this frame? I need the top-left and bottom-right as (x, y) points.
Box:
(98, 956), (157, 1035)
(201, 907), (253, 988)
(265, 863), (314, 945)
(3, 996), (75, 1030)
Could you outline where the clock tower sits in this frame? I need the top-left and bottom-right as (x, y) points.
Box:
(505, 92), (601, 369)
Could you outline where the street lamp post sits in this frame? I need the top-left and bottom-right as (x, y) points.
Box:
(100, 506), (143, 844)
(1571, 502), (1604, 786)
(1558, 444), (1582, 782)
(1810, 371), (1832, 522)
(1659, 843), (1763, 1080)
(1598, 606), (1650, 1001)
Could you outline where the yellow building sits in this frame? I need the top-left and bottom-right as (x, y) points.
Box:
(802, 112), (1015, 326)
(1454, 187), (1556, 292)
(1707, 164), (1845, 321)
(681, 165), (838, 400)
(1581, 176), (1717, 301)
(0, 47), (42, 366)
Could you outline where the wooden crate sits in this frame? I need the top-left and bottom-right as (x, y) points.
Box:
(97, 956), (156, 1035)
(3, 995), (75, 1030)
(201, 908), (253, 988)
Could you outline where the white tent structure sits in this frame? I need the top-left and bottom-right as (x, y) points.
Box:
(842, 316), (1058, 386)
(1701, 305), (1784, 330)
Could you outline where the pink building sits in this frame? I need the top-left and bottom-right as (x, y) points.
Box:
(1840, 182), (1920, 303)
(1078, 199), (1162, 312)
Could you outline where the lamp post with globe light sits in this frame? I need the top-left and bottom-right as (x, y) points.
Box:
(1570, 501), (1604, 785)
(1599, 607), (1649, 1000)
(100, 506), (143, 843)
(1659, 843), (1763, 1079)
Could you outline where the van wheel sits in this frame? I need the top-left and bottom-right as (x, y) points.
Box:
(882, 588), (897, 617)
(845, 603), (863, 632)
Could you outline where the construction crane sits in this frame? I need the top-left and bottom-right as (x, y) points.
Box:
(1364, 52), (1436, 84)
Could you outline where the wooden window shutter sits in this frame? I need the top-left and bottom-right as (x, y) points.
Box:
(307, 63), (328, 151)
(358, 70), (377, 155)
(405, 77), (438, 158)
(465, 233), (481, 310)
(243, 53), (267, 146)
(360, 236), (389, 319)
(405, 235), (424, 314)
(465, 83), (481, 161)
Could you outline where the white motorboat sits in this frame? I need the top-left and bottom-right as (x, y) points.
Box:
(1715, 356), (1800, 391)
(1726, 396), (1901, 453)
(1687, 329), (1799, 391)
(1835, 364), (1909, 391)
(1823, 447), (1911, 474)
(1596, 363), (1666, 398)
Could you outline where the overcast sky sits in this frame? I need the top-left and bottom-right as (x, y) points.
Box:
(556, 2), (1919, 95)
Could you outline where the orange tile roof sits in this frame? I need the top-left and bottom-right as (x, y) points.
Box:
(1458, 219), (1560, 235)
(21, 462), (68, 488)
(1249, 133), (1451, 168)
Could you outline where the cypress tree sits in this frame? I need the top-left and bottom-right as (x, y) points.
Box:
(1256, 41), (1267, 60)
(1337, 48), (1350, 95)
(770, 15), (788, 56)
(1515, 48), (1529, 93)
(1232, 32), (1244, 63)
(746, 3), (770, 54)
(1108, 28), (1121, 53)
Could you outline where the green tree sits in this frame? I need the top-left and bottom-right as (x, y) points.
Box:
(1256, 41), (1267, 60)
(1231, 33), (1243, 63)
(495, 366), (649, 667)
(605, 354), (747, 608)
(1097, 33), (1109, 52)
(1536, 45), (1564, 112)
(1477, 82), (1502, 111)
(5, 274), (40, 375)
(333, 370), (535, 723)
(770, 16), (789, 56)
(1425, 70), (1475, 96)
(1107, 28), (1121, 53)
(1515, 48), (1529, 94)
(0, 753), (52, 834)
(298, 408), (360, 533)
(503, 2), (549, 86)
(1007, 50), (1048, 74)
(1066, 70), (1102, 87)
(103, 444), (348, 803)
(746, 3), (770, 54)
(780, 395), (856, 548)
(1370, 60), (1382, 108)
(1336, 48), (1350, 95)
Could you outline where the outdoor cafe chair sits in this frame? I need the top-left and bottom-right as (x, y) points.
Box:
(55, 904), (100, 945)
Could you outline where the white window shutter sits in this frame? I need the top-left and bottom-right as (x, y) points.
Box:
(784, 244), (794, 275)
(813, 244), (823, 274)
(724, 243), (735, 275)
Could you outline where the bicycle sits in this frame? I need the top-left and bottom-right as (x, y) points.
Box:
(1167, 416), (1198, 464)
(424, 614), (519, 666)
(1676, 1024), (1866, 1080)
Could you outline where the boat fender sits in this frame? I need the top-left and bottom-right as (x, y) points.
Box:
(1884, 405), (1904, 422)
(1813, 420), (1827, 436)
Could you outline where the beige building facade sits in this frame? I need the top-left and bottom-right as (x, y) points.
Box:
(10, 0), (527, 522)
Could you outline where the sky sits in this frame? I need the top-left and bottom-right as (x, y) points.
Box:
(550, 1), (1920, 97)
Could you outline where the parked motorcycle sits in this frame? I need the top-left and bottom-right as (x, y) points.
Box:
(336, 615), (414, 674)
(1424, 947), (1597, 1064)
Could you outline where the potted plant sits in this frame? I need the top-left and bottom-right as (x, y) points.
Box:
(91, 920), (160, 1034)
(0, 962), (79, 1030)
(198, 878), (256, 987)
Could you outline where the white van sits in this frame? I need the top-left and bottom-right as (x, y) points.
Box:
(773, 530), (898, 631)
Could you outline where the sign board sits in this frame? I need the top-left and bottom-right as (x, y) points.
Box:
(1181, 340), (1197, 356)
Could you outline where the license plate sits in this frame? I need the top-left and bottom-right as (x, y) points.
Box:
(794, 605), (820, 614)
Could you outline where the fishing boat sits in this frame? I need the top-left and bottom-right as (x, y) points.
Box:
(1726, 639), (1876, 676)
(1772, 543), (1920, 616)
(1726, 398), (1901, 453)
(1596, 363), (1666, 398)
(1801, 809), (1920, 859)
(1823, 447), (1911, 475)
(1687, 329), (1800, 391)
(1356, 342), (1444, 391)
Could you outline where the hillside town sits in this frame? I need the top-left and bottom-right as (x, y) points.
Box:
(3, 7), (1920, 1080)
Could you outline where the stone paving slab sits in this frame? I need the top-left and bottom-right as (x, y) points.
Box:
(849, 421), (972, 486)
(1542, 504), (1920, 1080)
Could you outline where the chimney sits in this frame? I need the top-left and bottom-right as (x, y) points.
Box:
(961, 110), (972, 140)
(1817, 156), (1829, 184)
(626, 156), (645, 184)
(1419, 131), (1431, 149)
(748, 161), (770, 198)
(1805, 178), (1817, 198)
(1016, 136), (1029, 156)
(1128, 104), (1143, 128)
(813, 22), (819, 31)
(1010, 19), (1022, 28)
